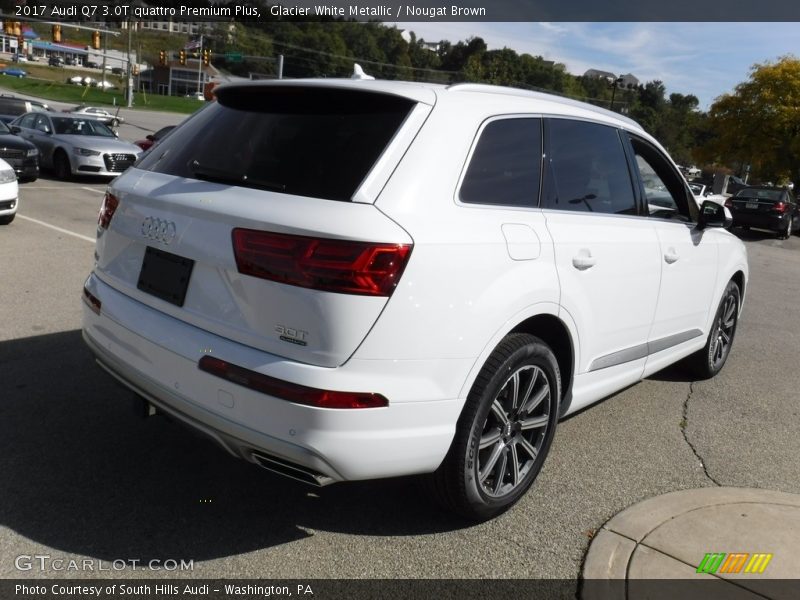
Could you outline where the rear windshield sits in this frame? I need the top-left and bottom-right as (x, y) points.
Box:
(735, 189), (783, 201)
(135, 86), (415, 202)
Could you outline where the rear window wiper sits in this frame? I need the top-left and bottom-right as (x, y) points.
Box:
(189, 160), (287, 192)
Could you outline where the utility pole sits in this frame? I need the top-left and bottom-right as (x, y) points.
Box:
(609, 76), (623, 111)
(126, 18), (133, 107)
(101, 30), (107, 92)
(197, 33), (203, 94)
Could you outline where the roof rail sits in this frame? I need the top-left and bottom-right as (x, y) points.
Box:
(446, 82), (642, 130)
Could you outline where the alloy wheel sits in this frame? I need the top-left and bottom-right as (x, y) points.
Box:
(711, 291), (737, 369)
(477, 365), (552, 498)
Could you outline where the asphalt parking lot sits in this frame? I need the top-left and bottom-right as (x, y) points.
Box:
(2, 152), (800, 583)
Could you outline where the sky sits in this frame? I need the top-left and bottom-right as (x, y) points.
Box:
(393, 22), (800, 109)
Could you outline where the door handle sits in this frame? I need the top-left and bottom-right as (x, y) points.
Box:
(664, 248), (680, 264)
(572, 250), (596, 271)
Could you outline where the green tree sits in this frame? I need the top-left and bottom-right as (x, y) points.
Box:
(699, 56), (800, 182)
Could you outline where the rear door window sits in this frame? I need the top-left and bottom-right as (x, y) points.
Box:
(136, 87), (415, 202)
(542, 119), (636, 215)
(459, 118), (542, 207)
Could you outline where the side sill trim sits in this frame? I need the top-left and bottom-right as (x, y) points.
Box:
(588, 329), (703, 372)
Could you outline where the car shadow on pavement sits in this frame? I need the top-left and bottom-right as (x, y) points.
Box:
(1, 330), (466, 564)
(729, 227), (782, 242)
(646, 361), (695, 383)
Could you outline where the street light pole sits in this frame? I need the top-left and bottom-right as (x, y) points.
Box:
(609, 76), (623, 111)
(126, 18), (133, 107)
(197, 33), (203, 94)
(101, 30), (107, 92)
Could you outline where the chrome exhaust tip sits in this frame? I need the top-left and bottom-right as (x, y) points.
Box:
(251, 452), (334, 487)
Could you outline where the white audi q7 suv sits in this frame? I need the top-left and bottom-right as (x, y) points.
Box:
(82, 80), (748, 520)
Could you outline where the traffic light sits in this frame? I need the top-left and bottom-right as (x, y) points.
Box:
(179, 50), (186, 65)
(159, 50), (166, 65)
(52, 24), (61, 43)
(91, 31), (101, 50)
(202, 49), (210, 67)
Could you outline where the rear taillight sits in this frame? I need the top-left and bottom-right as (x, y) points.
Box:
(98, 192), (119, 230)
(82, 286), (101, 315)
(772, 202), (788, 213)
(198, 355), (388, 409)
(724, 198), (733, 209)
(232, 229), (412, 297)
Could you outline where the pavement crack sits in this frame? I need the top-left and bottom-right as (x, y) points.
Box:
(681, 381), (721, 486)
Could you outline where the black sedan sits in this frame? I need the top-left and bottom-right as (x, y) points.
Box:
(726, 187), (798, 239)
(0, 119), (39, 182)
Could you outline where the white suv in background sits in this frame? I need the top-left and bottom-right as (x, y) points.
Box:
(82, 80), (748, 520)
(0, 158), (19, 225)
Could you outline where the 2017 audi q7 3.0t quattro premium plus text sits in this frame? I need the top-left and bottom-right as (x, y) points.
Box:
(82, 80), (748, 520)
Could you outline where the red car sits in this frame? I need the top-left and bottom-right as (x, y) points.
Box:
(134, 125), (175, 151)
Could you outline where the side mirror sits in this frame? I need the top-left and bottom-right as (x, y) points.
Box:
(145, 134), (154, 141)
(697, 200), (732, 230)
(9, 125), (20, 134)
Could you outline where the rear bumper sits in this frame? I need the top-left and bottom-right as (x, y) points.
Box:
(732, 211), (791, 232)
(81, 273), (468, 482)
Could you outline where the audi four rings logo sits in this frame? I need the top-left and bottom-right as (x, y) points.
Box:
(141, 217), (177, 244)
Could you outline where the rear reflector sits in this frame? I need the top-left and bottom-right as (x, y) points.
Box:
(232, 229), (412, 296)
(198, 355), (389, 409)
(772, 201), (788, 213)
(98, 192), (119, 230)
(82, 286), (101, 315)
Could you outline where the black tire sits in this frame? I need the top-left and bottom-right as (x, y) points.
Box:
(781, 218), (793, 239)
(0, 213), (14, 225)
(428, 333), (560, 521)
(53, 150), (71, 180)
(687, 280), (741, 380)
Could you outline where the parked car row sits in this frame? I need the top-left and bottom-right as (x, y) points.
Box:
(9, 112), (141, 179)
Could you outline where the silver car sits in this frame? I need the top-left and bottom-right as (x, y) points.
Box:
(11, 112), (141, 179)
(67, 105), (124, 126)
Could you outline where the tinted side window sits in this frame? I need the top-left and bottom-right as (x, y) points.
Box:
(460, 118), (542, 207)
(543, 119), (636, 215)
(18, 114), (35, 129)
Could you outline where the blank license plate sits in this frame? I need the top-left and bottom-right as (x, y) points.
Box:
(137, 247), (194, 306)
(745, 202), (759, 209)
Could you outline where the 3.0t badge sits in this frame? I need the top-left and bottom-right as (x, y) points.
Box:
(141, 216), (176, 244)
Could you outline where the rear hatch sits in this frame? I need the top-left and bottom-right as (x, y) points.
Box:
(94, 83), (432, 368)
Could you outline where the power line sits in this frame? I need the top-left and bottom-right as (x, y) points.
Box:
(268, 39), (461, 76)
